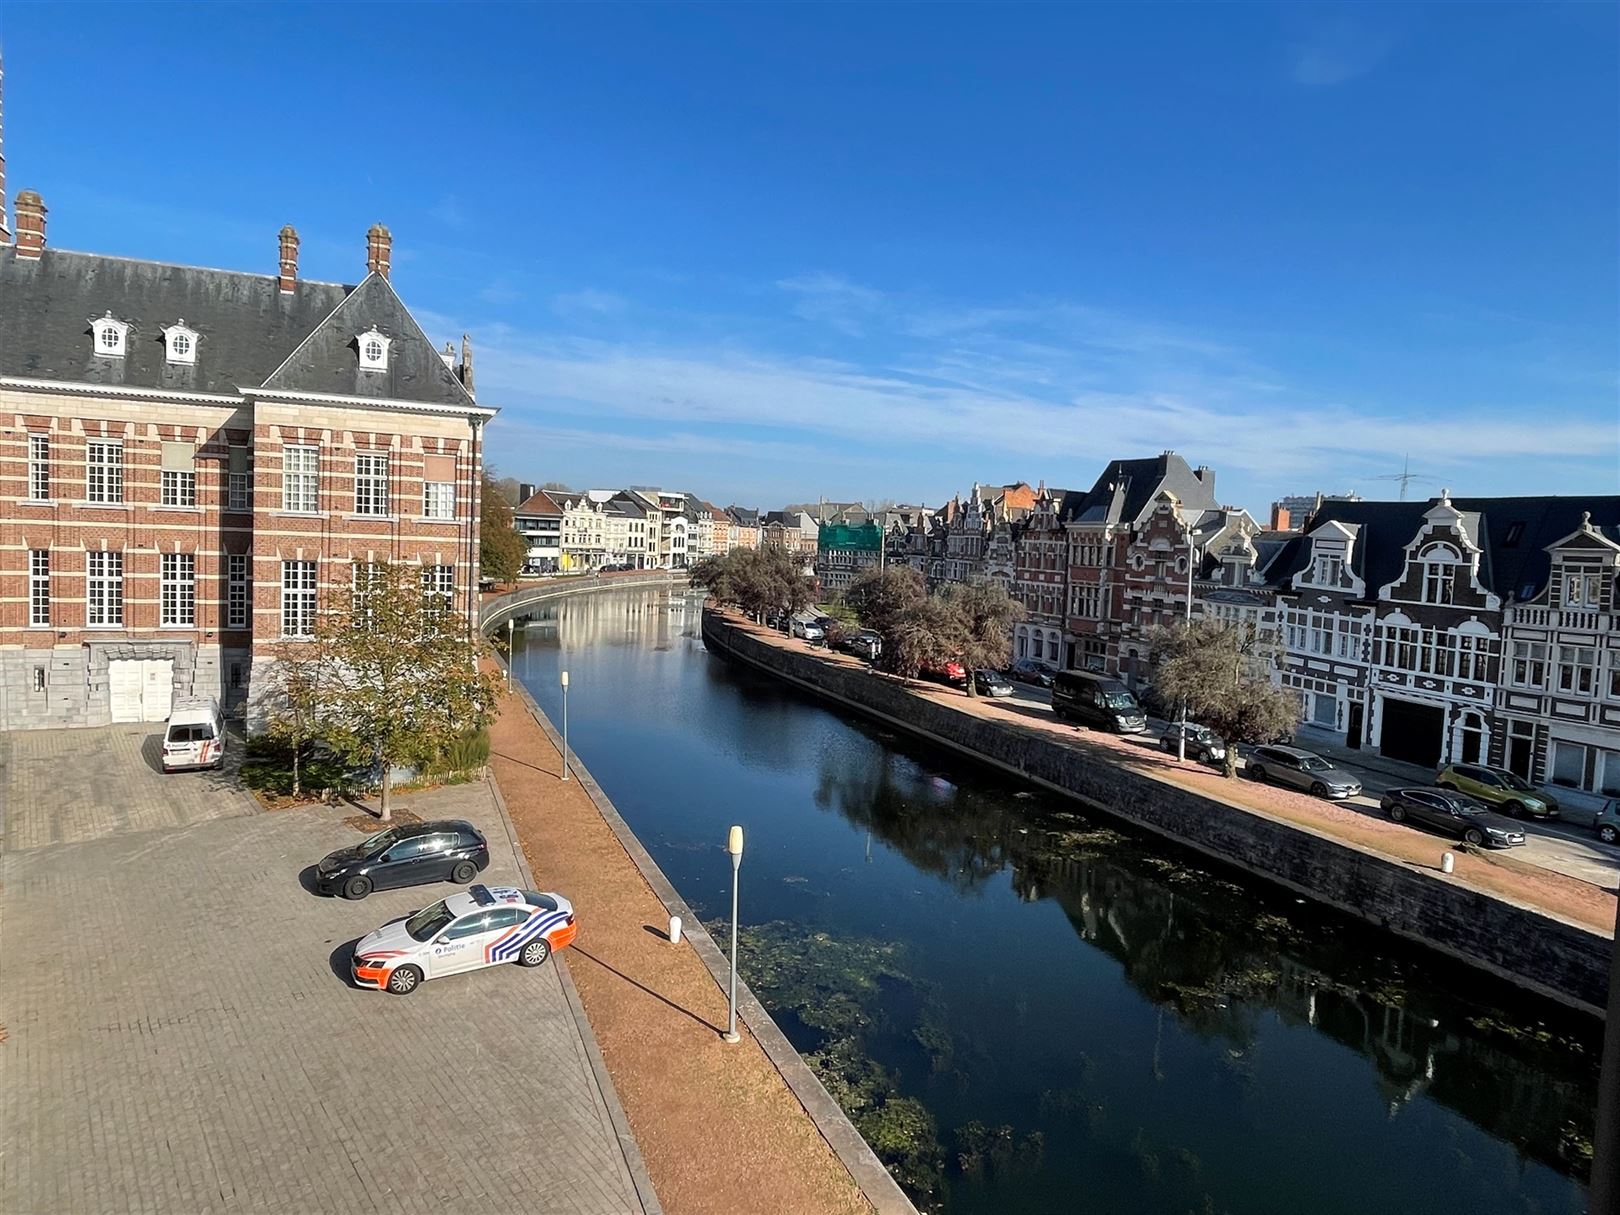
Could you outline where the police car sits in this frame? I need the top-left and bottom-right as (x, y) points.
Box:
(350, 884), (578, 995)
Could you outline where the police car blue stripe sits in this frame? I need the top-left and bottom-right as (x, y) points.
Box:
(491, 909), (569, 963)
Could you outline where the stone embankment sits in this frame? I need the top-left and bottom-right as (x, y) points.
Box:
(701, 605), (1614, 1017)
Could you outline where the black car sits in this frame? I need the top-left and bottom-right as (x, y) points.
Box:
(1005, 658), (1055, 688)
(314, 819), (491, 899)
(1379, 787), (1526, 849)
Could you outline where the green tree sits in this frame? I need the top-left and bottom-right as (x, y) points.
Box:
(844, 566), (926, 638)
(691, 546), (814, 622)
(885, 594), (963, 680)
(940, 580), (1023, 697)
(1144, 619), (1300, 777)
(259, 639), (327, 800)
(313, 563), (503, 820)
(480, 471), (528, 583)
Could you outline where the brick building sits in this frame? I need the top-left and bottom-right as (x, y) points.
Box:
(0, 68), (492, 729)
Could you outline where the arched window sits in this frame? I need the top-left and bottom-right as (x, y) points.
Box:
(92, 313), (128, 358)
(1419, 543), (1460, 605)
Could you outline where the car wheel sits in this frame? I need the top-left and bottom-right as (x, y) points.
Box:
(1310, 782), (1328, 798)
(342, 875), (373, 900)
(1250, 765), (1267, 783)
(450, 860), (477, 884)
(1463, 827), (1486, 846)
(1388, 805), (1406, 822)
(386, 964), (423, 995)
(519, 938), (552, 968)
(1599, 825), (1618, 845)
(1504, 801), (1526, 819)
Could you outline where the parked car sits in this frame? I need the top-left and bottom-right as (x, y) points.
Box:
(314, 819), (491, 900)
(351, 883), (578, 995)
(846, 631), (883, 661)
(1134, 682), (1176, 721)
(1380, 787), (1526, 849)
(790, 617), (825, 641)
(1159, 722), (1227, 765)
(1590, 799), (1620, 845)
(1434, 763), (1561, 820)
(1050, 671), (1147, 734)
(921, 660), (968, 686)
(162, 697), (226, 772)
(1245, 745), (1362, 799)
(1006, 658), (1055, 688)
(972, 669), (1014, 697)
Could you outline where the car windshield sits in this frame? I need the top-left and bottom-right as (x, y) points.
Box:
(1299, 757), (1333, 772)
(1102, 692), (1137, 711)
(1439, 793), (1485, 813)
(1188, 726), (1215, 742)
(405, 900), (455, 942)
(359, 827), (401, 856)
(1496, 771), (1534, 792)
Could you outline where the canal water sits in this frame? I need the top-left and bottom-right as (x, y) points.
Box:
(511, 586), (1597, 1215)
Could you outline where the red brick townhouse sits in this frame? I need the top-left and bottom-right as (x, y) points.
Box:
(0, 72), (493, 729)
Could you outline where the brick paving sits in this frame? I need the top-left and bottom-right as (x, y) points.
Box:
(0, 725), (260, 851)
(486, 675), (876, 1215)
(0, 738), (646, 1215)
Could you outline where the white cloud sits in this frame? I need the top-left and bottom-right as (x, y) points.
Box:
(776, 272), (885, 336)
(551, 289), (629, 317)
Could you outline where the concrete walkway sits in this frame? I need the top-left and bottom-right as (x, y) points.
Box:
(486, 671), (895, 1215)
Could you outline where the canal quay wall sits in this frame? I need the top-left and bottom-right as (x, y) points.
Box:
(482, 579), (919, 1215)
(701, 607), (1613, 1018)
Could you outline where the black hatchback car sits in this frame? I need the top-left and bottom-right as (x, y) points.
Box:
(314, 819), (491, 900)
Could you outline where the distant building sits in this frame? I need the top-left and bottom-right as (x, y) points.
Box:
(815, 522), (884, 595)
(513, 489), (564, 573)
(1270, 491), (1361, 532)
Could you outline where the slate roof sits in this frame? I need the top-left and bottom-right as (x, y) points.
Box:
(1277, 496), (1620, 602)
(0, 247), (348, 394)
(1060, 453), (1218, 527)
(0, 246), (478, 410)
(725, 506), (759, 527)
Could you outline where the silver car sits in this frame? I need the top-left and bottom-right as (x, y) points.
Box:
(1246, 745), (1362, 799)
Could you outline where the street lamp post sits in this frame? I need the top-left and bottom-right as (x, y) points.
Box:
(723, 824), (745, 1043)
(1178, 534), (1195, 763)
(505, 618), (514, 691)
(560, 670), (571, 782)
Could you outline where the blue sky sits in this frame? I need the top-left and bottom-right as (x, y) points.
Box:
(3, 3), (1615, 514)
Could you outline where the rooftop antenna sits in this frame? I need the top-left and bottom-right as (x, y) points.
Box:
(1372, 454), (1438, 501)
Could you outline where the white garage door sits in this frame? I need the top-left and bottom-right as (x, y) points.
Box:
(108, 659), (175, 723)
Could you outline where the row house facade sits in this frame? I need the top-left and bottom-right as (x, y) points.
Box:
(720, 506), (761, 551)
(814, 522), (883, 595)
(1011, 486), (1078, 666)
(512, 488), (563, 572)
(1273, 494), (1620, 808)
(0, 173), (491, 727)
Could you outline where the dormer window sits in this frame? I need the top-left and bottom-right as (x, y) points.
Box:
(357, 327), (391, 372)
(163, 321), (199, 366)
(1314, 555), (1342, 585)
(92, 313), (128, 359)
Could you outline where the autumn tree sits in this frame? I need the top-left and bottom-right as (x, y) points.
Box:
(691, 546), (815, 622)
(939, 580), (1023, 696)
(314, 563), (503, 820)
(844, 566), (926, 637)
(883, 595), (963, 680)
(480, 471), (528, 582)
(1144, 619), (1300, 777)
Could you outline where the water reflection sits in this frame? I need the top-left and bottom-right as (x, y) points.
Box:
(513, 588), (1596, 1215)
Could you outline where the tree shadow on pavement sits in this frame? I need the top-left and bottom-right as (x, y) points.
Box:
(570, 945), (722, 1034)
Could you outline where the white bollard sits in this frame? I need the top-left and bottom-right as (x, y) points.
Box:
(1441, 852), (1455, 875)
(668, 914), (683, 946)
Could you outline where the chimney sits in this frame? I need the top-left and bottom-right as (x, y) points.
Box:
(519, 483), (537, 504)
(1270, 505), (1292, 532)
(459, 333), (475, 397)
(1194, 464), (1213, 489)
(14, 189), (45, 259)
(0, 56), (11, 245)
(365, 222), (392, 278)
(440, 341), (456, 369)
(277, 225), (299, 293)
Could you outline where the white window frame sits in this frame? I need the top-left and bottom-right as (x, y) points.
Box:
(1565, 571), (1604, 609)
(161, 469), (196, 508)
(227, 445), (251, 511)
(29, 550), (49, 626)
(1510, 640), (1547, 689)
(87, 550), (124, 627)
(1422, 561), (1455, 605)
(93, 315), (128, 359)
(421, 564), (454, 615)
(281, 560), (318, 638)
(86, 440), (124, 504)
(354, 452), (391, 516)
(1314, 555), (1343, 586)
(163, 322), (199, 366)
(1607, 651), (1620, 701)
(1557, 645), (1598, 696)
(357, 326), (392, 372)
(226, 554), (249, 629)
(160, 552), (196, 626)
(27, 434), (49, 501)
(282, 445), (319, 513)
(423, 481), (456, 520)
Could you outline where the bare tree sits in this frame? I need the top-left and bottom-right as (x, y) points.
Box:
(1144, 619), (1300, 777)
(940, 580), (1023, 697)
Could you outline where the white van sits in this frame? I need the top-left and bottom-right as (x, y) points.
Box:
(162, 697), (226, 772)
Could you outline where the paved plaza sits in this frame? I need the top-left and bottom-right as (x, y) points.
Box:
(0, 728), (648, 1215)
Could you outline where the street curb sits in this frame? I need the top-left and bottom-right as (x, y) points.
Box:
(484, 770), (664, 1215)
(499, 663), (918, 1215)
